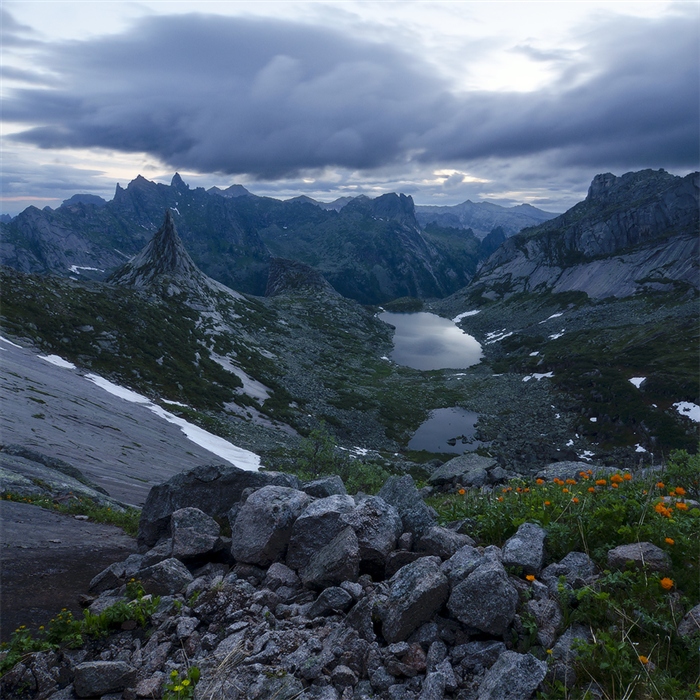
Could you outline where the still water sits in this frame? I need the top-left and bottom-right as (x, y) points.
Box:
(379, 311), (482, 371)
(408, 407), (488, 454)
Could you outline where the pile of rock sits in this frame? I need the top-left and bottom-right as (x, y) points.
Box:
(4, 464), (698, 700)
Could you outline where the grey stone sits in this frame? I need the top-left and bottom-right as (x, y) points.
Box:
(386, 551), (423, 578)
(170, 506), (221, 559)
(419, 671), (445, 700)
(382, 556), (449, 643)
(678, 603), (700, 638)
(428, 454), (497, 488)
(346, 594), (378, 642)
(541, 551), (598, 593)
(417, 526), (475, 560)
(248, 673), (305, 700)
(607, 542), (671, 573)
(88, 561), (125, 594)
(447, 561), (518, 636)
(426, 641), (447, 673)
(140, 539), (173, 568)
(264, 562), (301, 591)
(138, 463), (299, 547)
(332, 665), (358, 689)
(301, 526), (360, 589)
(73, 661), (136, 698)
(378, 475), (437, 537)
(287, 495), (356, 571)
(308, 587), (354, 617)
(525, 598), (563, 649)
(135, 672), (165, 698)
(137, 557), (194, 596)
(548, 624), (592, 688)
(370, 666), (396, 692)
(340, 496), (403, 569)
(435, 659), (457, 692)
(440, 545), (484, 586)
(477, 651), (547, 699)
(502, 523), (547, 575)
(302, 475), (347, 498)
(453, 641), (506, 672)
(231, 485), (313, 566)
(175, 616), (199, 640)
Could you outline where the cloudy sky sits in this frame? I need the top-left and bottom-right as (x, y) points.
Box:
(2, 1), (698, 215)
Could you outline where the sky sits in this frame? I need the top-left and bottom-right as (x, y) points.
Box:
(1, 1), (698, 216)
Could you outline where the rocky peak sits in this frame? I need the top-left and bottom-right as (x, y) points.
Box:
(586, 173), (618, 201)
(107, 211), (206, 290)
(171, 172), (189, 191)
(265, 257), (338, 297)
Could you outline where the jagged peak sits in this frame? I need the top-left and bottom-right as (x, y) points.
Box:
(171, 172), (189, 190)
(107, 210), (204, 290)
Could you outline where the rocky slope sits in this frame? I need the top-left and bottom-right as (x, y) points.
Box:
(469, 169), (699, 300)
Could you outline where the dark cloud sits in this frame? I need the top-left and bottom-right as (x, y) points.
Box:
(4, 8), (698, 183)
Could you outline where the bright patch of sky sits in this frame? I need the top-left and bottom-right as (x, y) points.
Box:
(673, 401), (700, 423)
(1, 0), (694, 215)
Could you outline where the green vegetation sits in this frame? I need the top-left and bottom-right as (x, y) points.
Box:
(429, 448), (700, 698)
(0, 581), (159, 676)
(163, 667), (200, 700)
(1, 492), (140, 537)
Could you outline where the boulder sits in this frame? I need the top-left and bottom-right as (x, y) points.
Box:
(607, 542), (671, 573)
(301, 526), (360, 589)
(477, 651), (547, 700)
(378, 475), (437, 537)
(286, 495), (356, 571)
(231, 486), (313, 566)
(525, 598), (563, 649)
(382, 557), (449, 643)
(73, 661), (136, 698)
(428, 454), (498, 488)
(440, 545), (484, 586)
(302, 475), (347, 498)
(137, 558), (194, 595)
(547, 624), (592, 688)
(308, 587), (355, 617)
(447, 561), (518, 636)
(541, 551), (598, 593)
(88, 561), (125, 594)
(417, 527), (475, 560)
(502, 523), (547, 575)
(170, 507), (221, 559)
(454, 641), (506, 673)
(420, 671), (446, 700)
(340, 496), (403, 570)
(138, 463), (300, 547)
(677, 603), (700, 638)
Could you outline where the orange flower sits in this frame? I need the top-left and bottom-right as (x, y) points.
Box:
(674, 486), (686, 496)
(566, 478), (577, 485)
(611, 474), (623, 484)
(587, 469), (593, 475)
(497, 496), (504, 502)
(665, 537), (675, 545)
(588, 487), (596, 493)
(553, 477), (564, 485)
(525, 574), (536, 582)
(544, 500), (551, 506)
(675, 502), (688, 511)
(536, 478), (544, 485)
(660, 577), (674, 590)
(562, 488), (569, 493)
(654, 502), (672, 518)
(596, 479), (607, 486)
(656, 481), (665, 489)
(611, 483), (619, 488)
(623, 473), (632, 481)
(579, 471), (588, 478)
(458, 489), (466, 495)
(572, 497), (580, 504)
(516, 487), (522, 493)
(638, 655), (649, 664)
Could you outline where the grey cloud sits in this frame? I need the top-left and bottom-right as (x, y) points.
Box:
(4, 9), (698, 182)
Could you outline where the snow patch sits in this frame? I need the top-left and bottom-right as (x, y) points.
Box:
(578, 451), (595, 460)
(566, 439), (574, 447)
(0, 335), (22, 348)
(68, 265), (104, 274)
(452, 310), (480, 323)
(590, 417), (597, 423)
(84, 373), (260, 470)
(629, 377), (646, 388)
(549, 330), (566, 340)
(161, 399), (189, 408)
(635, 444), (648, 453)
(485, 329), (513, 344)
(522, 372), (554, 382)
(529, 351), (540, 357)
(39, 354), (77, 370)
(539, 312), (563, 324)
(673, 401), (700, 423)
(210, 354), (270, 403)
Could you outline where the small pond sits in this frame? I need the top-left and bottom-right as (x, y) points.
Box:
(379, 311), (482, 371)
(408, 407), (488, 454)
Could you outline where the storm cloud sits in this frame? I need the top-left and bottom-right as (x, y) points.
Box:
(3, 8), (698, 184)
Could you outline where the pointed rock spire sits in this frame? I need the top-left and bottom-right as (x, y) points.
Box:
(108, 210), (204, 289)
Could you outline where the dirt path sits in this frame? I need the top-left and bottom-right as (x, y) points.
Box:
(0, 501), (137, 642)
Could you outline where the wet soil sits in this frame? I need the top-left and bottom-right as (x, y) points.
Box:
(0, 501), (137, 642)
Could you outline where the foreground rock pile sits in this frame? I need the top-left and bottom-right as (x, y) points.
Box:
(4, 463), (697, 700)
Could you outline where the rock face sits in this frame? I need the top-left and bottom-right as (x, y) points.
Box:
(471, 169), (699, 300)
(265, 258), (338, 297)
(378, 475), (437, 536)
